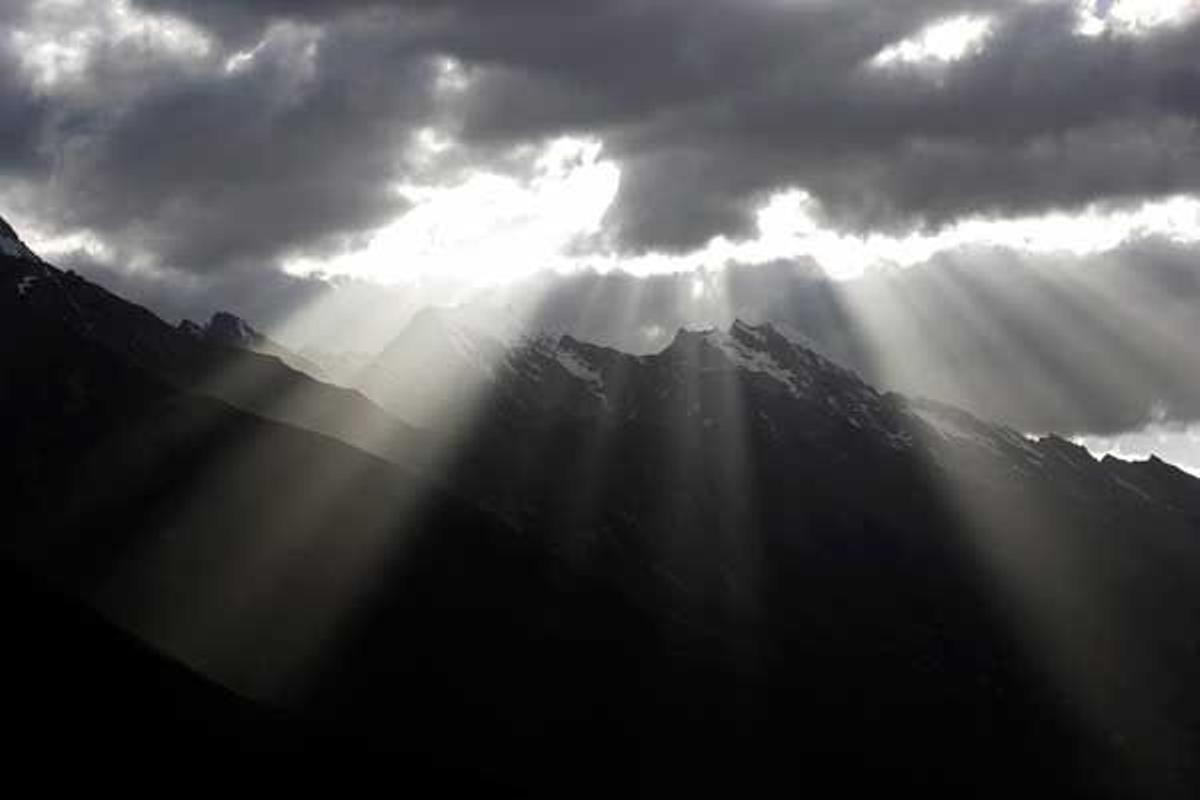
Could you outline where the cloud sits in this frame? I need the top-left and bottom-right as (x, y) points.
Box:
(0, 3), (441, 277)
(3, 0), (1200, 331)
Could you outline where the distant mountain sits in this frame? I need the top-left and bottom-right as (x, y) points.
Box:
(297, 345), (374, 386)
(6, 213), (1200, 797)
(180, 310), (328, 379)
(357, 306), (509, 430)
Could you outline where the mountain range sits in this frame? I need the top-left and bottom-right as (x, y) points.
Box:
(4, 215), (1200, 797)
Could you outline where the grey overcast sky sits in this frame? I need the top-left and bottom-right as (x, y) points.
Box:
(3, 0), (1199, 289)
(4, 0), (1200, 464)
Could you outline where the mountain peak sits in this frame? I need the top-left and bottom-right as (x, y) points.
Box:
(205, 311), (261, 347)
(403, 306), (459, 335)
(177, 311), (264, 348)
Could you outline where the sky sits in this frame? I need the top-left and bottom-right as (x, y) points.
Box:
(3, 0), (1200, 461)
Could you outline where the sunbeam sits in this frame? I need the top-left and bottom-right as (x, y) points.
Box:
(8, 0), (1200, 793)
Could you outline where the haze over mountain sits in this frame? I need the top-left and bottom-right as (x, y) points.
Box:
(5, 0), (1200, 795)
(322, 242), (1200, 441)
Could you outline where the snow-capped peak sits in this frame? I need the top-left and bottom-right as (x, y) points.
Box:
(704, 322), (808, 398)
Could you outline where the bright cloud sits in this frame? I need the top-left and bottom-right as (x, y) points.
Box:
(600, 188), (1200, 281)
(1076, 0), (1200, 36)
(9, 0), (212, 91)
(285, 137), (620, 286)
(1077, 423), (1200, 476)
(660, 190), (1200, 281)
(286, 167), (1200, 286)
(871, 15), (993, 68)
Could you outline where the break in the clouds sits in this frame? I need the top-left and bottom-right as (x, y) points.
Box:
(2, 0), (1200, 294)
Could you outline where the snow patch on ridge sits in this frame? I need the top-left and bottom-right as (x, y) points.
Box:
(556, 348), (603, 390)
(704, 329), (805, 397)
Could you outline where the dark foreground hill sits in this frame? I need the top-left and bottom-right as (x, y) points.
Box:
(5, 216), (1200, 797)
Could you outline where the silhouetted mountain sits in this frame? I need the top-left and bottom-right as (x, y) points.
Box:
(411, 317), (1200, 797)
(0, 225), (426, 468)
(441, 254), (1200, 435)
(180, 310), (328, 379)
(6, 213), (1200, 797)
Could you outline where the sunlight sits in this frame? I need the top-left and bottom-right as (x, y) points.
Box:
(871, 15), (993, 68)
(285, 137), (620, 286)
(95, 393), (433, 701)
(1076, 0), (1200, 36)
(285, 179), (1200, 289)
(687, 189), (1200, 281)
(11, 0), (1200, 787)
(840, 266), (1195, 795)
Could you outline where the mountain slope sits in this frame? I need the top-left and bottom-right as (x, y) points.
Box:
(0, 220), (427, 469)
(430, 318), (1200, 797)
(7, 214), (1200, 796)
(0, 268), (665, 795)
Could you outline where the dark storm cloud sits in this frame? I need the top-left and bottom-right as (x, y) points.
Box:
(6, 9), (448, 275)
(436, 0), (1200, 247)
(0, 43), (49, 176)
(4, 0), (1200, 318)
(113, 0), (1200, 255)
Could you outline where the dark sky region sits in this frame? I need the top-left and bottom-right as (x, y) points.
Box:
(3, 0), (1200, 455)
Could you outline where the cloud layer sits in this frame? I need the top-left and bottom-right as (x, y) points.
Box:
(4, 1), (1199, 272)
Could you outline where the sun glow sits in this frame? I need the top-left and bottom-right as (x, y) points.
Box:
(871, 15), (993, 68)
(286, 137), (620, 286)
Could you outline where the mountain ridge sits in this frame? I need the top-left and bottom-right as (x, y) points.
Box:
(0, 218), (429, 470)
